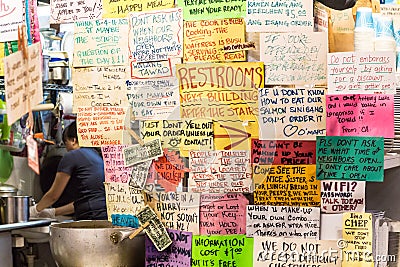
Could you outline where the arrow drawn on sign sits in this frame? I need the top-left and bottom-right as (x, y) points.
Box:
(214, 124), (251, 150)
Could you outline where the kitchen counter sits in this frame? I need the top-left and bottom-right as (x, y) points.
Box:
(0, 219), (52, 232)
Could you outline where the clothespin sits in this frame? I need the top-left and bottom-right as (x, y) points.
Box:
(17, 24), (28, 60)
(128, 221), (150, 239)
(125, 126), (144, 146)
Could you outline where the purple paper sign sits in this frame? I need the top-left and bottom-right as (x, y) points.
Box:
(146, 229), (192, 267)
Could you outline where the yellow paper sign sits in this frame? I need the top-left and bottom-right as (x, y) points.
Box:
(179, 119), (213, 157)
(102, 0), (175, 18)
(213, 120), (259, 151)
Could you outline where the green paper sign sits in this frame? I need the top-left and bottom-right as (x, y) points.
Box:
(176, 0), (246, 21)
(192, 235), (253, 267)
(316, 136), (384, 182)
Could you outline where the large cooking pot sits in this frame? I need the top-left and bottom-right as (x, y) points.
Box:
(50, 220), (145, 267)
(0, 196), (30, 224)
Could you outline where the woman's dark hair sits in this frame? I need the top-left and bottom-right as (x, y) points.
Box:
(62, 121), (78, 143)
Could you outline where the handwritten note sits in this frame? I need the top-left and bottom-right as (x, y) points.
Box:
(245, 0), (314, 32)
(49, 0), (102, 23)
(0, 0), (23, 42)
(140, 121), (182, 150)
(178, 62), (263, 122)
(123, 139), (163, 167)
(251, 139), (316, 165)
(246, 205), (320, 239)
(342, 212), (374, 267)
(102, 0), (174, 18)
(316, 136), (384, 182)
(192, 235), (253, 267)
(253, 165), (320, 207)
(73, 19), (128, 67)
(321, 181), (365, 213)
(102, 145), (132, 183)
(183, 18), (245, 62)
(128, 8), (183, 63)
(126, 77), (180, 120)
(180, 119), (213, 157)
(253, 237), (340, 267)
(130, 58), (180, 79)
(326, 94), (394, 138)
(327, 52), (396, 94)
(176, 0), (247, 21)
(130, 160), (152, 189)
(199, 193), (248, 235)
(153, 192), (200, 234)
(72, 66), (129, 112)
(146, 229), (192, 267)
(258, 87), (326, 140)
(4, 43), (43, 125)
(260, 32), (327, 85)
(189, 150), (252, 193)
(77, 106), (128, 147)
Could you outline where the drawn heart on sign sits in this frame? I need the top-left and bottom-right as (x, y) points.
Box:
(283, 124), (298, 137)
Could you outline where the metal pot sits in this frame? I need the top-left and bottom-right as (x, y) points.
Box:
(50, 220), (145, 267)
(0, 196), (30, 224)
(0, 184), (18, 197)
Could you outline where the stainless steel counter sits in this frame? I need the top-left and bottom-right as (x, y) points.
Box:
(0, 219), (51, 232)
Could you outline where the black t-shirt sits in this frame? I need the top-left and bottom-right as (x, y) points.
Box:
(57, 148), (107, 220)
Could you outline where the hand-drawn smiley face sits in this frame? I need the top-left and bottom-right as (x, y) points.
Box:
(283, 124), (299, 137)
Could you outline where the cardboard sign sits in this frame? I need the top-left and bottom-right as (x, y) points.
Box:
(102, 145), (132, 183)
(123, 139), (163, 167)
(316, 136), (385, 182)
(246, 205), (320, 239)
(253, 237), (341, 267)
(245, 0), (314, 33)
(153, 192), (200, 234)
(102, 0), (174, 18)
(130, 160), (152, 189)
(260, 32), (328, 85)
(128, 8), (183, 63)
(176, 0), (246, 21)
(73, 19), (128, 67)
(183, 18), (245, 62)
(49, 0), (102, 23)
(258, 87), (326, 140)
(146, 229), (192, 267)
(136, 205), (172, 252)
(0, 1), (23, 42)
(251, 139), (316, 165)
(253, 165), (320, 207)
(77, 106), (128, 147)
(321, 181), (365, 213)
(189, 150), (252, 193)
(199, 193), (248, 235)
(192, 235), (253, 267)
(180, 119), (213, 157)
(327, 52), (396, 94)
(72, 66), (129, 113)
(326, 94), (394, 138)
(4, 42), (43, 125)
(342, 212), (373, 267)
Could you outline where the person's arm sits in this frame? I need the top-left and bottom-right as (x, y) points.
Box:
(55, 202), (75, 216)
(36, 172), (71, 212)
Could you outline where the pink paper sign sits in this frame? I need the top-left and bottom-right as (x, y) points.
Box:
(326, 94), (394, 137)
(102, 145), (132, 183)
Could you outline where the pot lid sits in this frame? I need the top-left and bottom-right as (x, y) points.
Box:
(0, 183), (18, 193)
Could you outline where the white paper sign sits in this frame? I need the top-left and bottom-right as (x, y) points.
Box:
(0, 1), (23, 42)
(50, 0), (102, 24)
(321, 180), (365, 213)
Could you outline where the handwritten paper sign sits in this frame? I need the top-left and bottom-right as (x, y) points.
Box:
(126, 77), (180, 120)
(136, 205), (172, 252)
(245, 0), (314, 32)
(251, 139), (316, 165)
(77, 106), (128, 147)
(130, 160), (152, 189)
(189, 150), (252, 193)
(183, 18), (245, 62)
(342, 212), (374, 267)
(178, 62), (263, 122)
(180, 119), (213, 157)
(326, 94), (394, 138)
(176, 0), (247, 21)
(104, 182), (145, 222)
(73, 19), (128, 67)
(316, 136), (384, 182)
(131, 58), (180, 79)
(327, 52), (396, 94)
(246, 205), (320, 239)
(72, 66), (129, 112)
(146, 229), (192, 267)
(27, 135), (40, 175)
(214, 121), (259, 151)
(153, 192), (200, 234)
(102, 145), (132, 183)
(199, 193), (248, 235)
(123, 139), (163, 167)
(260, 32), (327, 85)
(258, 87), (326, 140)
(140, 120), (182, 150)
(128, 8), (183, 63)
(102, 0), (174, 18)
(0, 1), (23, 42)
(49, 0), (102, 24)
(253, 237), (340, 267)
(253, 165), (320, 207)
(192, 235), (253, 267)
(4, 42), (43, 125)
(321, 181), (365, 213)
